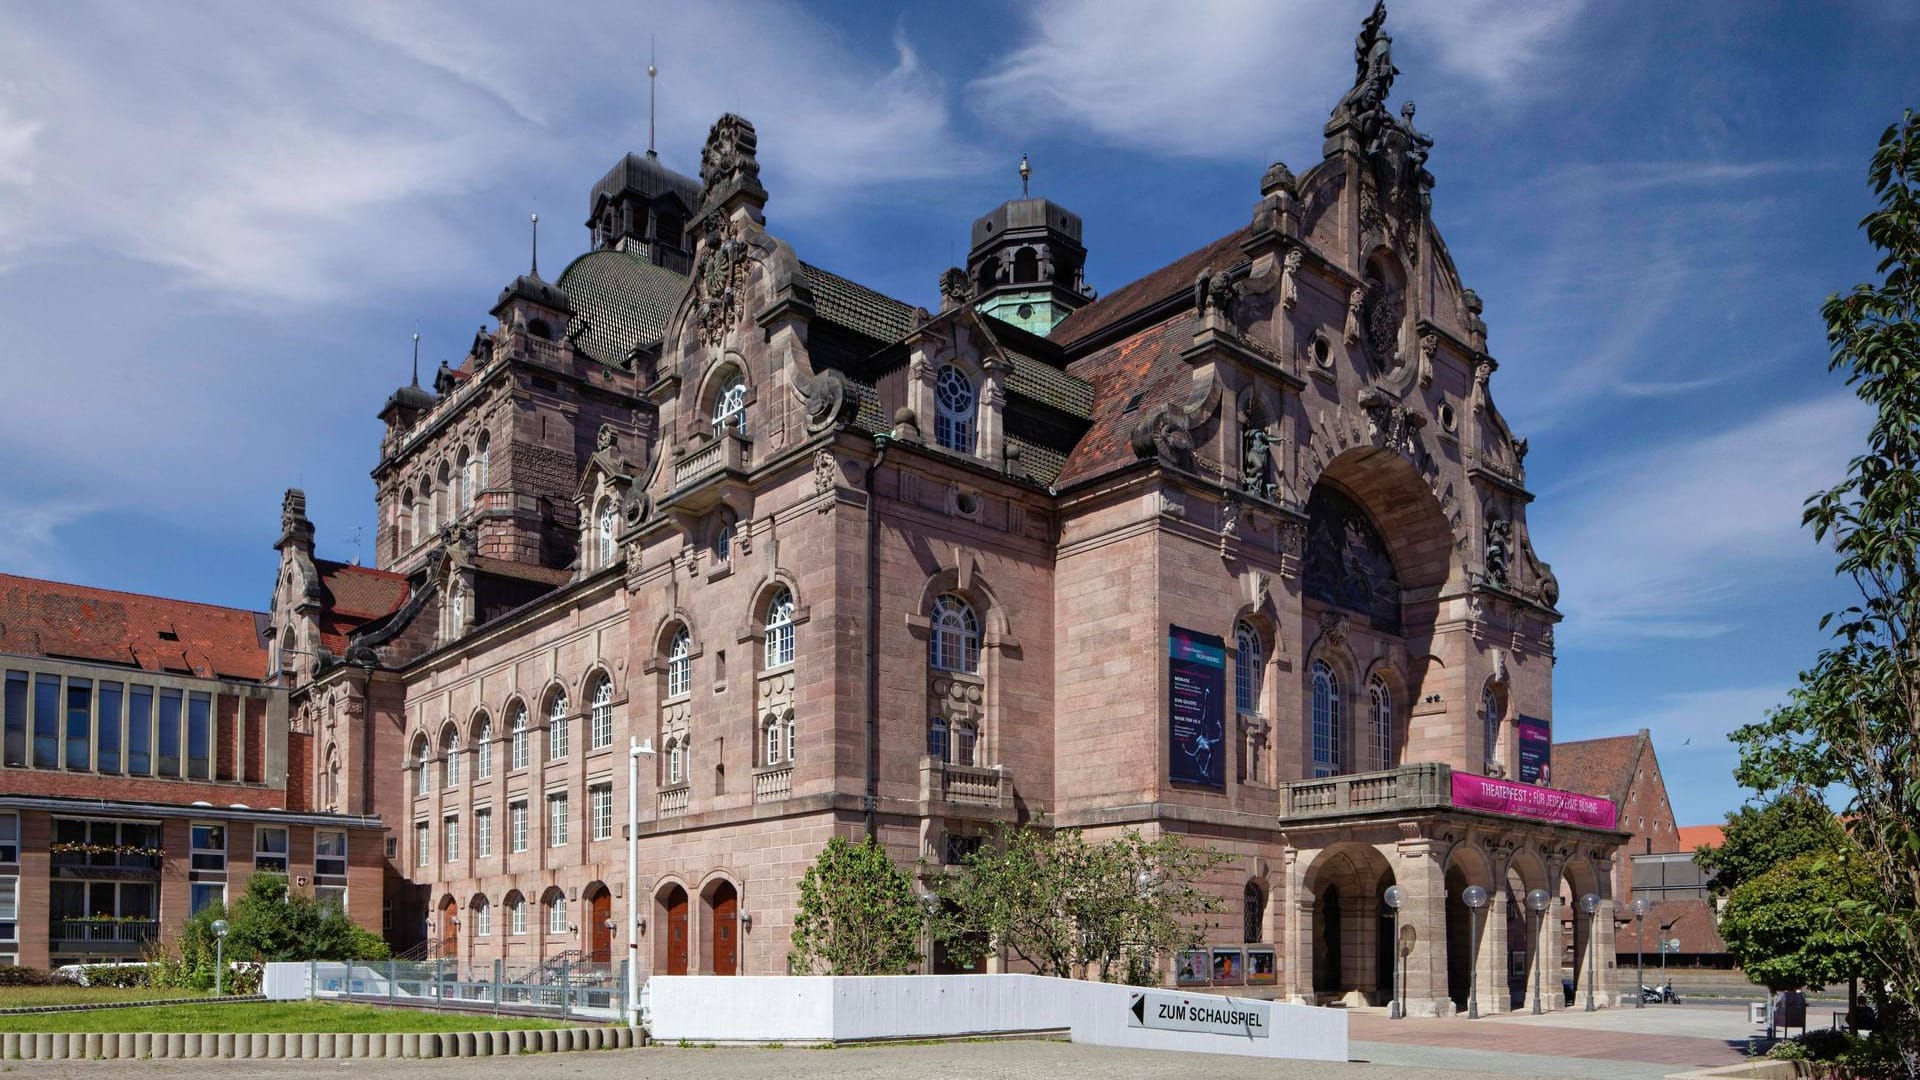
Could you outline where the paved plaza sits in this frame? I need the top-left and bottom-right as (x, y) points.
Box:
(1, 1003), (1768, 1080)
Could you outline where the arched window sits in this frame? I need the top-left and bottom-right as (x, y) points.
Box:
(442, 725), (461, 788)
(413, 735), (431, 796)
(1244, 881), (1266, 943)
(929, 594), (979, 673)
(1482, 684), (1503, 771)
(472, 896), (491, 938)
(666, 627), (692, 699)
(472, 714), (492, 779)
(326, 748), (340, 810)
(785, 711), (795, 765)
(597, 499), (616, 569)
(436, 461), (451, 523)
(506, 891), (527, 936)
(476, 432), (490, 492)
(934, 366), (976, 453)
(1369, 676), (1393, 771)
(547, 691), (570, 760)
(400, 489), (416, 550)
(1012, 246), (1039, 284)
(713, 370), (747, 433)
(666, 737), (684, 785)
(927, 715), (949, 761)
(589, 677), (613, 750)
(763, 714), (782, 766)
(546, 891), (568, 936)
(457, 448), (473, 513)
(1311, 660), (1342, 777)
(1235, 621), (1264, 715)
(509, 703), (529, 770)
(764, 588), (795, 669)
(712, 521), (733, 565)
(421, 477), (436, 535)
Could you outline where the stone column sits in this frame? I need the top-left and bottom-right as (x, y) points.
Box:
(1393, 832), (1453, 1017)
(1474, 886), (1511, 1015)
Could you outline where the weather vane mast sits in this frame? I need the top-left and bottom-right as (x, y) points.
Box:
(410, 327), (421, 388)
(529, 210), (539, 277)
(1019, 153), (1031, 198)
(648, 38), (658, 156)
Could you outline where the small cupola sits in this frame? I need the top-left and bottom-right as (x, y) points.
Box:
(586, 151), (702, 273)
(965, 156), (1093, 334)
(491, 272), (575, 344)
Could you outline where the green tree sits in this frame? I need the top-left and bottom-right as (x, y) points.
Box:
(788, 836), (925, 975)
(1718, 852), (1878, 994)
(934, 822), (1232, 983)
(1729, 109), (1920, 1062)
(161, 874), (389, 990)
(1694, 794), (1844, 897)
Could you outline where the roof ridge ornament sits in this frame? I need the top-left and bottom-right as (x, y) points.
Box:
(698, 113), (765, 216)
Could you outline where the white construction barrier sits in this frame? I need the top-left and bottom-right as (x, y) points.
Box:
(646, 974), (1346, 1062)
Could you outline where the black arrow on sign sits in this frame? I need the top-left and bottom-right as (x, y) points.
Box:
(1131, 994), (1146, 1024)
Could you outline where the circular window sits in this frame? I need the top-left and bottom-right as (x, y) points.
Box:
(1439, 402), (1458, 432)
(1017, 303), (1034, 320)
(1311, 332), (1333, 368)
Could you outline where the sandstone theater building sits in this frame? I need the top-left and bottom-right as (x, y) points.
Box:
(272, 4), (1628, 1014)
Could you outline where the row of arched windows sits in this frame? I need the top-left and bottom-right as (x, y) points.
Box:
(411, 672), (615, 794)
(657, 585), (800, 785)
(1309, 659), (1394, 779)
(467, 888), (569, 938)
(398, 431), (490, 554)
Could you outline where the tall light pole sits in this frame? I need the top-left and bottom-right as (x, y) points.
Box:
(1630, 897), (1651, 1008)
(212, 919), (229, 997)
(1462, 886), (1488, 1020)
(1525, 889), (1550, 1015)
(1382, 885), (1403, 1019)
(1579, 893), (1600, 1011)
(626, 735), (654, 1026)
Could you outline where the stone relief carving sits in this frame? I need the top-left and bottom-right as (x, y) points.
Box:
(693, 215), (751, 347)
(1472, 359), (1493, 413)
(1241, 426), (1276, 500)
(697, 113), (763, 212)
(937, 267), (972, 310)
(1344, 287), (1365, 346)
(1484, 517), (1513, 588)
(813, 449), (837, 495)
(796, 368), (857, 433)
(1280, 248), (1303, 311)
(1418, 332), (1437, 388)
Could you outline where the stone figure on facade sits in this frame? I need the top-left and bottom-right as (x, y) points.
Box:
(1344, 287), (1365, 345)
(1242, 426), (1274, 499)
(1484, 517), (1513, 588)
(937, 267), (971, 311)
(1280, 248), (1303, 311)
(697, 113), (764, 213)
(1462, 289), (1488, 350)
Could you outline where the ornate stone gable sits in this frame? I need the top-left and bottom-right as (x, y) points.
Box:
(693, 215), (750, 348)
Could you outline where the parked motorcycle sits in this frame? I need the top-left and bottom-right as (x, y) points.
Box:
(1640, 982), (1682, 1004)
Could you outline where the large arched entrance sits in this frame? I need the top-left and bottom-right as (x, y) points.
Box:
(1303, 843), (1395, 1004)
(1445, 865), (1471, 1010)
(586, 884), (612, 964)
(659, 884), (689, 976)
(1315, 884), (1343, 995)
(705, 880), (738, 976)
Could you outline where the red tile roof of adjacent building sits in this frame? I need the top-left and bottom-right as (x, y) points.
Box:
(1616, 898), (1727, 957)
(0, 572), (269, 681)
(1050, 226), (1252, 347)
(1676, 824), (1726, 851)
(1554, 733), (1646, 805)
(312, 560), (410, 654)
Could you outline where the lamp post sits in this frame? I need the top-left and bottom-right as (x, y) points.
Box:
(1579, 893), (1600, 1012)
(1462, 886), (1488, 1019)
(1630, 897), (1651, 1008)
(1382, 885), (1403, 1019)
(626, 735), (655, 1026)
(1526, 889), (1550, 1015)
(211, 919), (229, 997)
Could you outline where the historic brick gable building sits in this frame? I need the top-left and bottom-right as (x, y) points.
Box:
(274, 4), (1629, 1014)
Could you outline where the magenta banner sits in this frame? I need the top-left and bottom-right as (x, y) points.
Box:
(1450, 771), (1618, 830)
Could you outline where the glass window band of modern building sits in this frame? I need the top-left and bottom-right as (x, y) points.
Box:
(2, 662), (268, 783)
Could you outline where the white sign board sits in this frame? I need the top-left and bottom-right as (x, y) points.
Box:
(1127, 990), (1270, 1039)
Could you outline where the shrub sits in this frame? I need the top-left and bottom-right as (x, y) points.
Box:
(0, 965), (52, 986)
(79, 965), (151, 988)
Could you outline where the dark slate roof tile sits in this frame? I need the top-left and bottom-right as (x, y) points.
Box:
(557, 249), (689, 368)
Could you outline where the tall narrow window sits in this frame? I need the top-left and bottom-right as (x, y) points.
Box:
(476, 432), (490, 492)
(547, 691), (569, 760)
(508, 892), (526, 935)
(934, 365), (976, 453)
(442, 726), (461, 788)
(929, 595), (980, 673)
(32, 674), (59, 769)
(764, 588), (795, 669)
(785, 712), (795, 764)
(509, 704), (528, 770)
(509, 801), (528, 853)
(473, 898), (491, 937)
(1244, 881), (1266, 944)
(156, 688), (182, 777)
(1482, 685), (1502, 771)
(64, 678), (91, 770)
(666, 738), (684, 785)
(1369, 676), (1393, 771)
(456, 449), (472, 513)
(587, 678), (613, 750)
(473, 714), (492, 779)
(3, 671), (26, 768)
(414, 736), (431, 796)
(1311, 660), (1342, 777)
(421, 478), (435, 535)
(547, 892), (568, 935)
(185, 692), (211, 780)
(126, 685), (152, 776)
(96, 681), (122, 774)
(763, 715), (782, 766)
(547, 792), (568, 846)
(713, 372), (747, 433)
(444, 816), (459, 862)
(666, 628), (692, 699)
(475, 808), (492, 858)
(590, 783), (613, 840)
(1234, 621), (1264, 715)
(414, 821), (429, 868)
(927, 716), (950, 762)
(952, 722), (977, 767)
(597, 500), (616, 568)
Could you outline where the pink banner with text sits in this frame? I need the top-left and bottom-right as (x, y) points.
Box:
(1449, 772), (1618, 830)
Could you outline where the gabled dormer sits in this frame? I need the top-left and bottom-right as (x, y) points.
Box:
(575, 423), (637, 579)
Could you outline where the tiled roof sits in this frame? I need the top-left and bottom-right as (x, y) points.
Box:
(1554, 734), (1645, 806)
(314, 561), (409, 621)
(1000, 342), (1094, 419)
(1007, 435), (1067, 486)
(0, 572), (269, 681)
(1614, 898), (1727, 957)
(556, 249), (689, 368)
(472, 557), (572, 588)
(1050, 226), (1252, 347)
(1676, 824), (1726, 851)
(801, 263), (919, 345)
(1053, 317), (1191, 488)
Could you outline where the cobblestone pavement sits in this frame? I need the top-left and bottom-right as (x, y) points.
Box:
(1350, 1002), (1764, 1079)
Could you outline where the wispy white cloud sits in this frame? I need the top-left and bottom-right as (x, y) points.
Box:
(968, 0), (1586, 160)
(0, 496), (95, 579)
(1571, 684), (1792, 823)
(1536, 392), (1870, 646)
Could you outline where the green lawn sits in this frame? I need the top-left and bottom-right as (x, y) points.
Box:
(0, 986), (202, 1009)
(0, 1001), (574, 1033)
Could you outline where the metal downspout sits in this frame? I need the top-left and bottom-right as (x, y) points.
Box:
(862, 434), (891, 839)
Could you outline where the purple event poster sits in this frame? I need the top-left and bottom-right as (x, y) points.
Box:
(1516, 714), (1551, 785)
(1167, 626), (1226, 789)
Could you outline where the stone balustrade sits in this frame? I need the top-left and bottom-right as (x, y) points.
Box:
(1278, 762), (1450, 821)
(753, 767), (792, 803)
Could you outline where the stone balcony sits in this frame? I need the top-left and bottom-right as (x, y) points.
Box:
(657, 787), (689, 818)
(753, 766), (792, 804)
(919, 757), (1014, 812)
(661, 431), (752, 516)
(1278, 762), (1451, 822)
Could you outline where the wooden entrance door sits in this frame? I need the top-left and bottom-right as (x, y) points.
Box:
(664, 887), (688, 976)
(441, 898), (458, 958)
(589, 891), (612, 963)
(710, 881), (738, 976)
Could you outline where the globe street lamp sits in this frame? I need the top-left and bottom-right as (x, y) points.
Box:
(625, 735), (655, 1027)
(211, 919), (230, 997)
(1525, 889), (1551, 1015)
(1382, 885), (1403, 1019)
(1462, 886), (1489, 1019)
(1630, 897), (1651, 1008)
(1579, 893), (1601, 1012)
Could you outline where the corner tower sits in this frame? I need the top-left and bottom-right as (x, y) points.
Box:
(965, 167), (1093, 334)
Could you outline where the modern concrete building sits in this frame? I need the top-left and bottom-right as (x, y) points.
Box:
(270, 3), (1630, 1014)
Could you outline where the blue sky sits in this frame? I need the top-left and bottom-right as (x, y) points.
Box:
(1, 1), (1915, 827)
